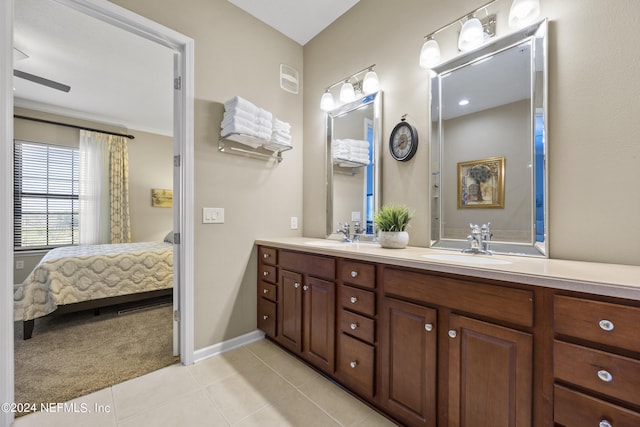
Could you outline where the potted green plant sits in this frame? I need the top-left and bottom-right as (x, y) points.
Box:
(373, 204), (413, 249)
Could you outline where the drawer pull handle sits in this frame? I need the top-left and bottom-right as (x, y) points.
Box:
(303, 285), (309, 291)
(425, 323), (433, 332)
(351, 271), (358, 278)
(599, 319), (614, 332)
(448, 330), (457, 339)
(294, 282), (300, 289)
(263, 315), (269, 320)
(263, 289), (269, 294)
(349, 361), (358, 369)
(263, 253), (270, 259)
(263, 271), (269, 276)
(597, 370), (613, 383)
(350, 322), (358, 330)
(350, 296), (358, 304)
(599, 420), (612, 427)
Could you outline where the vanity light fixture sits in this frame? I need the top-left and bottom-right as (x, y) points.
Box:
(419, 0), (500, 68)
(320, 90), (335, 111)
(320, 64), (378, 111)
(508, 0), (540, 28)
(419, 37), (441, 69)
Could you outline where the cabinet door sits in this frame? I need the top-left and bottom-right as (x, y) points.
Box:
(381, 298), (437, 427)
(448, 315), (532, 427)
(303, 276), (335, 373)
(277, 270), (303, 353)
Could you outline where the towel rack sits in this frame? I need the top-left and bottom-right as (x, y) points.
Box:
(219, 133), (292, 163)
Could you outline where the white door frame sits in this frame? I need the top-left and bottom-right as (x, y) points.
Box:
(1, 1), (195, 425)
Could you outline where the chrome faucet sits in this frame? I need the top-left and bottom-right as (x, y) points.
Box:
(462, 223), (492, 255)
(336, 222), (351, 242)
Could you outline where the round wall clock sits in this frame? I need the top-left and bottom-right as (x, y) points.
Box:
(389, 119), (418, 161)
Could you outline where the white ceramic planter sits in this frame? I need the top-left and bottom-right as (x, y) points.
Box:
(378, 231), (409, 249)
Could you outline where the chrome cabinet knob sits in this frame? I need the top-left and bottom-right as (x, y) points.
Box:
(349, 361), (358, 369)
(351, 271), (358, 278)
(294, 282), (300, 289)
(597, 370), (613, 383)
(424, 323), (433, 332)
(263, 253), (269, 259)
(303, 285), (309, 291)
(448, 330), (457, 339)
(350, 296), (358, 304)
(263, 289), (269, 294)
(263, 315), (269, 320)
(599, 319), (614, 332)
(350, 322), (358, 330)
(599, 420), (613, 427)
(263, 271), (269, 276)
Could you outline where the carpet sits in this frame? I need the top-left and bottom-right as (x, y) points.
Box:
(13, 298), (179, 416)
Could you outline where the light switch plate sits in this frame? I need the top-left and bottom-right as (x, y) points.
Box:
(290, 216), (298, 229)
(203, 207), (224, 224)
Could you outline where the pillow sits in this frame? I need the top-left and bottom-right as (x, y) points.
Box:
(164, 231), (174, 244)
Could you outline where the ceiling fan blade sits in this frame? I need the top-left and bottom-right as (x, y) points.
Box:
(13, 70), (71, 93)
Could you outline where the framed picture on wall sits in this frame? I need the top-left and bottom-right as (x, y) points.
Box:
(457, 156), (505, 209)
(151, 189), (173, 208)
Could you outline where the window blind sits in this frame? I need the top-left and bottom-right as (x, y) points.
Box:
(14, 140), (79, 250)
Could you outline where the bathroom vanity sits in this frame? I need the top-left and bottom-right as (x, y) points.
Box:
(256, 237), (640, 427)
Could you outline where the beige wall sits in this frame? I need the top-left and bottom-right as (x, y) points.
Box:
(110, 0), (304, 350)
(304, 0), (640, 266)
(13, 108), (173, 281)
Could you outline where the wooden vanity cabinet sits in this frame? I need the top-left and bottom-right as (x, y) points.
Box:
(275, 250), (336, 374)
(257, 246), (278, 338)
(380, 266), (534, 427)
(553, 293), (640, 427)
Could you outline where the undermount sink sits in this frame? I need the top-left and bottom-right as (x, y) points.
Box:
(421, 253), (512, 265)
(303, 240), (350, 247)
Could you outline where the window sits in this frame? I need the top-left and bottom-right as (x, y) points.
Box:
(14, 140), (79, 250)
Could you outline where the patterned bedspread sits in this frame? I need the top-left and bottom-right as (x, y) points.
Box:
(14, 242), (173, 322)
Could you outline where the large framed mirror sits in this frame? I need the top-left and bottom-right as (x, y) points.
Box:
(326, 91), (382, 241)
(430, 20), (548, 257)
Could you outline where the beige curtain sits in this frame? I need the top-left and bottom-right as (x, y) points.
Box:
(108, 136), (131, 243)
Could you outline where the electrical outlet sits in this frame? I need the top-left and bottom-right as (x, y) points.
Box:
(16, 260), (24, 269)
(290, 216), (298, 230)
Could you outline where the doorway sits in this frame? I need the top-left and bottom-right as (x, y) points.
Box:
(1, 1), (194, 426)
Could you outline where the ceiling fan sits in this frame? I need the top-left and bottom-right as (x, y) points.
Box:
(13, 47), (71, 93)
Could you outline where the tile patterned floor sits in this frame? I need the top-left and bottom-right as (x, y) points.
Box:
(12, 339), (399, 427)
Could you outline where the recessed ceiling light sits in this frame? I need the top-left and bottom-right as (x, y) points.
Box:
(459, 99), (470, 106)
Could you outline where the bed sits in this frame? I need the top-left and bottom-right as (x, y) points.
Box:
(14, 241), (174, 339)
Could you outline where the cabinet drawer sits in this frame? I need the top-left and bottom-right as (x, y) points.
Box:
(260, 264), (277, 284)
(338, 284), (375, 317)
(554, 340), (640, 406)
(383, 267), (533, 327)
(280, 250), (335, 280)
(340, 310), (375, 344)
(259, 281), (277, 302)
(340, 260), (375, 289)
(554, 295), (640, 353)
(554, 384), (640, 427)
(259, 246), (277, 266)
(258, 298), (276, 337)
(337, 333), (375, 397)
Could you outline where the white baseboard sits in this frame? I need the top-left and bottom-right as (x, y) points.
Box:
(192, 329), (265, 364)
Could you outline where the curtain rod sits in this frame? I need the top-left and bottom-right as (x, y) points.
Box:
(14, 115), (135, 140)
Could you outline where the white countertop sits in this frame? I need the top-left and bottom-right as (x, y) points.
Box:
(255, 237), (640, 301)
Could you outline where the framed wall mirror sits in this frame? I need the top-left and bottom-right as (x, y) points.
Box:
(430, 20), (548, 257)
(326, 91), (382, 241)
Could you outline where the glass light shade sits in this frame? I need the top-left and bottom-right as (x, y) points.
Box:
(339, 81), (356, 103)
(419, 39), (441, 69)
(458, 17), (484, 52)
(320, 91), (334, 111)
(362, 70), (379, 94)
(509, 0), (540, 28)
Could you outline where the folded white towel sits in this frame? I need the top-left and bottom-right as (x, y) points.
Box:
(272, 129), (291, 139)
(223, 108), (254, 123)
(221, 115), (261, 132)
(273, 118), (291, 131)
(224, 96), (258, 115)
(256, 108), (273, 121)
(271, 134), (292, 146)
